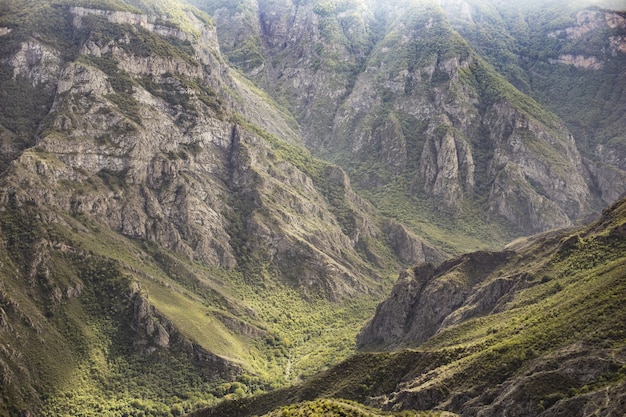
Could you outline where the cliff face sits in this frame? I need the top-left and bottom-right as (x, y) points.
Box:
(356, 250), (515, 348)
(0, 2), (443, 414)
(441, 0), (626, 205)
(1, 4), (418, 300)
(207, 0), (626, 236)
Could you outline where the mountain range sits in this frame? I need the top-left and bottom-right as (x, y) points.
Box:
(0, 0), (624, 415)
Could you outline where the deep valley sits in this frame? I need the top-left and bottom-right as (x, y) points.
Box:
(0, 0), (624, 416)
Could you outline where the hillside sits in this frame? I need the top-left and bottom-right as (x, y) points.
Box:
(0, 0), (625, 416)
(440, 0), (626, 204)
(193, 196), (626, 417)
(0, 0), (426, 415)
(203, 0), (626, 242)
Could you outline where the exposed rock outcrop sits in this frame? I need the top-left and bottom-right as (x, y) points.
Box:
(5, 40), (62, 89)
(1, 1), (413, 303)
(210, 0), (605, 233)
(131, 288), (240, 378)
(548, 54), (603, 70)
(357, 250), (514, 349)
(382, 220), (446, 265)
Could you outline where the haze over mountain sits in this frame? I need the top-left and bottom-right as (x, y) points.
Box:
(0, 0), (624, 415)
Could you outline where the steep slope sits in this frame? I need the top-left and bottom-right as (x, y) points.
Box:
(199, 0), (621, 246)
(0, 1), (444, 415)
(1, 0), (625, 415)
(195, 196), (626, 417)
(440, 0), (626, 204)
(329, 3), (592, 235)
(356, 196), (626, 414)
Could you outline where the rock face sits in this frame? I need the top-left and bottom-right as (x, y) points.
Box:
(357, 250), (514, 348)
(208, 0), (626, 235)
(382, 220), (445, 265)
(441, 0), (626, 207)
(0, 4), (419, 302)
(0, 3), (440, 414)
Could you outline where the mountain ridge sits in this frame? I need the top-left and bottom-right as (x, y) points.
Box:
(0, 0), (625, 415)
(204, 0), (626, 239)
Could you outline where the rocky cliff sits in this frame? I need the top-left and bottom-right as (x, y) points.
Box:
(0, 1), (419, 300)
(206, 0), (626, 237)
(0, 1), (442, 414)
(441, 0), (626, 205)
(356, 250), (515, 348)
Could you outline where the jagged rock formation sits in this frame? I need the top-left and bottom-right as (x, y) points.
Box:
(357, 250), (515, 348)
(441, 0), (626, 205)
(207, 0), (626, 235)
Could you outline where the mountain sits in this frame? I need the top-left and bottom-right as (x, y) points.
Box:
(193, 196), (626, 417)
(439, 0), (626, 206)
(0, 0), (433, 414)
(0, 0), (625, 415)
(201, 0), (626, 240)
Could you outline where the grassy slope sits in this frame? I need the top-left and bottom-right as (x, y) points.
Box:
(0, 2), (399, 415)
(192, 197), (626, 416)
(0, 184), (390, 416)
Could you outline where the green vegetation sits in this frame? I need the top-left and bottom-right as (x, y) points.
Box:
(0, 65), (52, 171)
(127, 0), (215, 33)
(227, 36), (265, 72)
(59, 0), (141, 12)
(190, 349), (458, 417)
(2, 0), (625, 416)
(355, 177), (518, 255)
(194, 197), (626, 417)
(0, 190), (389, 416)
(313, 0), (359, 17)
(265, 399), (448, 416)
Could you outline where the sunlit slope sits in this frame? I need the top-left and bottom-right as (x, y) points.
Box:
(0, 0), (415, 415)
(194, 197), (626, 416)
